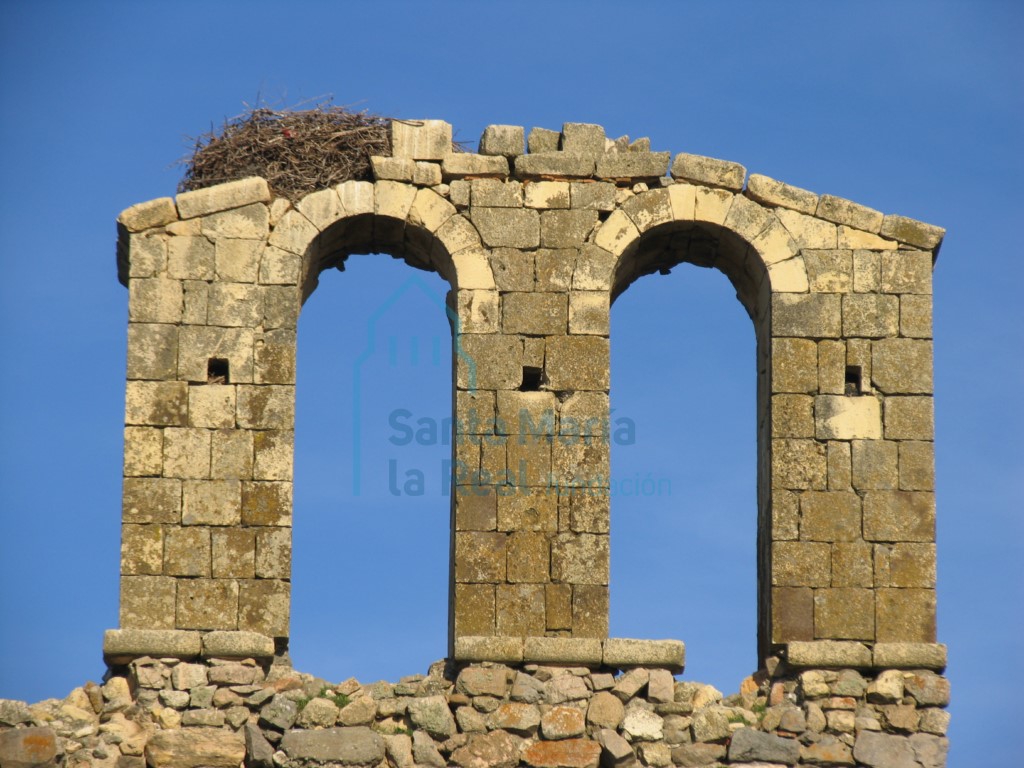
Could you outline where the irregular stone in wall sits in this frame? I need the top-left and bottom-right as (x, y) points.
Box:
(280, 726), (386, 765)
(727, 727), (800, 764)
(0, 726), (57, 768)
(144, 728), (245, 768)
(522, 738), (602, 768)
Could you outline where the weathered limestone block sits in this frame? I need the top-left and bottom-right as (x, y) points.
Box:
(163, 427), (212, 479)
(863, 491), (935, 542)
(241, 481), (291, 526)
(874, 542), (935, 587)
(455, 531), (506, 582)
(472, 179), (523, 208)
(772, 587), (813, 641)
(541, 209), (598, 248)
(121, 523), (165, 575)
(814, 395), (882, 440)
(817, 340), (846, 395)
(167, 235), (215, 280)
(119, 197), (178, 232)
(122, 477), (180, 524)
(129, 277), (184, 324)
(831, 540), (873, 588)
(568, 292), (609, 335)
(472, 207), (540, 248)
(528, 127), (560, 153)
(899, 440), (935, 491)
(392, 120), (452, 161)
(371, 156), (416, 182)
(879, 214), (945, 249)
(573, 584), (609, 637)
(103, 628), (200, 661)
(211, 528), (256, 577)
(550, 534), (609, 585)
(786, 640), (872, 667)
(124, 426), (163, 476)
(771, 338), (818, 394)
(255, 527), (291, 578)
(201, 202), (270, 239)
(800, 491), (861, 542)
(506, 531), (550, 583)
(525, 181), (570, 209)
(772, 541), (830, 586)
(560, 123), (606, 155)
(746, 174), (818, 214)
(771, 439), (827, 490)
(816, 194), (883, 232)
(496, 585), (546, 636)
(480, 124), (525, 157)
(515, 152), (596, 179)
(413, 161), (442, 186)
(187, 385), (236, 429)
(873, 642), (946, 669)
(900, 294), (933, 338)
(281, 727), (385, 765)
(523, 637), (603, 665)
(852, 440), (899, 490)
(803, 250), (852, 292)
(772, 293), (842, 338)
(603, 639), (684, 671)
(881, 251), (933, 294)
(238, 578), (289, 635)
(876, 588), (936, 642)
(843, 293), (899, 337)
(545, 336), (609, 390)
(884, 396), (934, 440)
(176, 178), (270, 220)
(570, 181), (617, 211)
(814, 587), (874, 640)
(596, 152), (670, 179)
(458, 334), (523, 390)
(776, 208), (837, 250)
(872, 339), (933, 394)
(536, 249), (576, 291)
(498, 490), (557, 532)
(670, 153), (745, 190)
(502, 292), (567, 336)
(128, 231), (169, 277)
(164, 527), (211, 576)
(443, 153), (510, 179)
(120, 575), (176, 629)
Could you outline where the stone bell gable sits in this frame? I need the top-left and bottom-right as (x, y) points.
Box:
(108, 118), (944, 678)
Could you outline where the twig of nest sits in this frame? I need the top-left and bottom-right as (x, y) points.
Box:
(177, 102), (393, 201)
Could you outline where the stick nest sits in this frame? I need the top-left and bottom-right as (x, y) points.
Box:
(178, 103), (394, 201)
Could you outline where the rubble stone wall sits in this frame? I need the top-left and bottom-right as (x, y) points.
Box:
(0, 656), (949, 767)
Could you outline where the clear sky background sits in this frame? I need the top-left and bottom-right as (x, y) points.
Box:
(0, 2), (1020, 764)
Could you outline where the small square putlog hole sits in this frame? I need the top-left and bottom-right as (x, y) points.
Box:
(845, 365), (862, 396)
(207, 358), (230, 384)
(520, 366), (543, 392)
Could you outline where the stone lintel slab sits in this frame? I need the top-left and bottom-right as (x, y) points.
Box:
(118, 197), (179, 233)
(201, 630), (275, 659)
(602, 638), (685, 673)
(784, 640), (872, 668)
(524, 637), (603, 665)
(176, 177), (271, 219)
(453, 636), (525, 663)
(872, 642), (947, 670)
(103, 628), (201, 663)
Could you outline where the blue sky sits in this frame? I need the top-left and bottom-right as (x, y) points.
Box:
(0, 1), (1021, 763)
